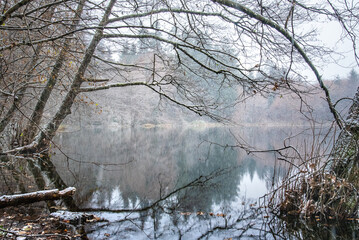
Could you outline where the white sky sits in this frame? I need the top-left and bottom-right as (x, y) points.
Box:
(106, 1), (358, 81)
(317, 21), (359, 80)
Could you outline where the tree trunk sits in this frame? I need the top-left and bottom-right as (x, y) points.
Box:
(34, 156), (79, 211)
(329, 85), (359, 180)
(23, 0), (86, 142)
(34, 0), (117, 150)
(0, 187), (76, 209)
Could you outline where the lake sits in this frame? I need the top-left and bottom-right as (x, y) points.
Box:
(50, 123), (358, 239)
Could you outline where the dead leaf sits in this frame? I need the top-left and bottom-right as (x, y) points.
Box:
(22, 225), (32, 231)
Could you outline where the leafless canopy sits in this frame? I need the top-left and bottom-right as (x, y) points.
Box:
(0, 0), (358, 153)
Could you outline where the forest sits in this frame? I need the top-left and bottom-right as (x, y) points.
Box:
(1, 0), (359, 239)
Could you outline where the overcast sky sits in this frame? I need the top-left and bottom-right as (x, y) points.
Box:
(317, 20), (359, 80)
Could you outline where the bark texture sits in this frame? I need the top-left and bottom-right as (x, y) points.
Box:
(34, 0), (116, 150)
(330, 86), (359, 180)
(0, 187), (76, 209)
(23, 0), (86, 142)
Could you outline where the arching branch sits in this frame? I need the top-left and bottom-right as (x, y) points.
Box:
(211, 0), (343, 129)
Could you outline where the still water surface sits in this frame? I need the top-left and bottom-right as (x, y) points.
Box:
(51, 124), (358, 239)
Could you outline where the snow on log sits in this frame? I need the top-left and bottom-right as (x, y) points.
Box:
(0, 187), (76, 208)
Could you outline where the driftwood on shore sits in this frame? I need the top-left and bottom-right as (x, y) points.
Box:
(0, 187), (76, 208)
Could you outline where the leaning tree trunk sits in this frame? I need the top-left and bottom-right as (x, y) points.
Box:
(23, 0), (86, 143)
(33, 0), (116, 150)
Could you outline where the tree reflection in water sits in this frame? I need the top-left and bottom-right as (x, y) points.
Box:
(50, 126), (278, 238)
(2, 126), (357, 238)
(52, 126), (272, 211)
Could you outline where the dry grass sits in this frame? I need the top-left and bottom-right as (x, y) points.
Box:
(265, 123), (359, 220)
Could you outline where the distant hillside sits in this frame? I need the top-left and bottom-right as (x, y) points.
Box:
(64, 67), (359, 127)
(232, 74), (359, 125)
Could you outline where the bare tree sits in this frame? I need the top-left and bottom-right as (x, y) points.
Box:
(0, 0), (97, 145)
(0, 0), (358, 155)
(22, 0), (87, 142)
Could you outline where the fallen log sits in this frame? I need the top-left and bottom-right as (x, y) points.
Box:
(0, 187), (76, 208)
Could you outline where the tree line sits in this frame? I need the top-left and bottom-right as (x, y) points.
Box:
(0, 0), (357, 156)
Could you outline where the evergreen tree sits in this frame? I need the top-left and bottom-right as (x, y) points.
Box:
(348, 69), (359, 83)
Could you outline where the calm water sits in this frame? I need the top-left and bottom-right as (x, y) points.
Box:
(50, 124), (358, 239)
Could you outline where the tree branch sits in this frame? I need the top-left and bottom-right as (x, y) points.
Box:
(0, 0), (32, 25)
(79, 81), (149, 92)
(211, 0), (343, 129)
(83, 78), (110, 83)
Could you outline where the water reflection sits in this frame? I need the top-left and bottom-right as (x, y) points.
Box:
(2, 124), (358, 239)
(52, 125), (322, 239)
(52, 126), (279, 212)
